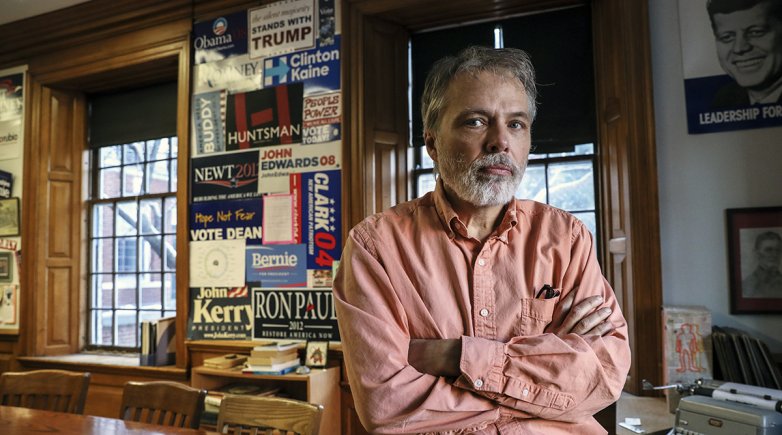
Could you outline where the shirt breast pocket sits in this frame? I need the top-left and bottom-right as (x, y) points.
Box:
(515, 296), (559, 336)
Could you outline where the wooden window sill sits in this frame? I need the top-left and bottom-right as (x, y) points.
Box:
(16, 355), (187, 380)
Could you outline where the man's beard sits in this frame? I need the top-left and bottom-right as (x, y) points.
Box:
(437, 150), (525, 207)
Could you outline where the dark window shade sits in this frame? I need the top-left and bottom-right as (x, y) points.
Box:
(411, 22), (495, 149)
(411, 6), (596, 154)
(88, 82), (177, 148)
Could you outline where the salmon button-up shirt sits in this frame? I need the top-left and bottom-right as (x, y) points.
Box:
(333, 180), (631, 434)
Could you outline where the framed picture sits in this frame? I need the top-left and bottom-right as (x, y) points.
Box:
(0, 252), (11, 282)
(0, 198), (20, 237)
(726, 207), (782, 313)
(305, 341), (328, 368)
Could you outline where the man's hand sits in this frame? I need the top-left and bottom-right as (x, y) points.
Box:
(408, 338), (461, 377)
(545, 290), (615, 338)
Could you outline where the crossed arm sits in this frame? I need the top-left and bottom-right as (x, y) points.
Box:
(408, 292), (615, 377)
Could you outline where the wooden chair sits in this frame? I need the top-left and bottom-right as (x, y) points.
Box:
(0, 369), (91, 414)
(217, 395), (324, 435)
(119, 380), (207, 429)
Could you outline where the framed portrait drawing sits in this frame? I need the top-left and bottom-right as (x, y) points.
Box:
(726, 207), (782, 314)
(305, 341), (328, 368)
(0, 198), (20, 237)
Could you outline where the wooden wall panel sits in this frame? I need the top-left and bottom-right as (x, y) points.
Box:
(46, 268), (73, 347)
(345, 11), (409, 229)
(49, 182), (74, 258)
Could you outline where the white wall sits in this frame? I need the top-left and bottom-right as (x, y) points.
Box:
(649, 0), (782, 352)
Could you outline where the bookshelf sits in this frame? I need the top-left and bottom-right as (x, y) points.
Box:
(191, 365), (340, 435)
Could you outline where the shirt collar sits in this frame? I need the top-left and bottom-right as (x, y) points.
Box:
(432, 177), (519, 242)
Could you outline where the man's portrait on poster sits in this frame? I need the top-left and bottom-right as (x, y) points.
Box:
(678, 0), (782, 133)
(707, 0), (782, 109)
(727, 207), (782, 313)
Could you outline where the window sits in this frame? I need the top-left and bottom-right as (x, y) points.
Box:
(409, 6), (598, 237)
(88, 138), (178, 349)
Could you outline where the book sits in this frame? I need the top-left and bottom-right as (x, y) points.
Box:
(247, 353), (298, 366)
(242, 358), (300, 374)
(140, 315), (176, 366)
(241, 364), (299, 376)
(250, 347), (298, 359)
(252, 341), (300, 352)
(203, 353), (248, 369)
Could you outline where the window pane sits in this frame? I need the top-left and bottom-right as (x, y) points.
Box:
(164, 235), (176, 271)
(416, 173), (436, 197)
(123, 142), (144, 165)
(98, 167), (121, 199)
(147, 162), (169, 194)
(140, 235), (163, 272)
(92, 274), (113, 309)
(139, 199), (162, 235)
(92, 310), (113, 346)
(123, 164), (143, 196)
(169, 159), (178, 191)
(115, 309), (137, 347)
(147, 138), (170, 161)
(516, 164), (546, 201)
(572, 212), (597, 237)
(164, 197), (177, 233)
(116, 274), (137, 309)
(164, 273), (176, 310)
(420, 150), (434, 169)
(92, 239), (114, 272)
(140, 273), (162, 309)
(547, 161), (595, 210)
(99, 145), (122, 167)
(116, 202), (138, 236)
(170, 137), (178, 158)
(115, 237), (136, 272)
(92, 203), (114, 237)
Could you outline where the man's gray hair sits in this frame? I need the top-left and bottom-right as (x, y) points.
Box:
(420, 45), (538, 136)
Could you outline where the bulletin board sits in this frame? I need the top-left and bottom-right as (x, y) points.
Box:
(187, 0), (341, 343)
(0, 64), (26, 335)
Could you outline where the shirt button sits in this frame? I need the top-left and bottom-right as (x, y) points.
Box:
(522, 388), (529, 396)
(474, 379), (484, 388)
(478, 259), (486, 266)
(479, 308), (489, 317)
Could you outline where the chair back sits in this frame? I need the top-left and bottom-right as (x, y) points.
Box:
(0, 369), (91, 414)
(119, 380), (207, 429)
(217, 395), (323, 435)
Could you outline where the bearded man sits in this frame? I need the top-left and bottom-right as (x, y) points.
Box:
(333, 46), (630, 434)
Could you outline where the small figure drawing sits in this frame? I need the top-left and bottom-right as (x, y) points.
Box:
(309, 347), (324, 365)
(675, 323), (704, 373)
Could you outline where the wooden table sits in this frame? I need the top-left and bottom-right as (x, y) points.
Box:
(0, 405), (219, 434)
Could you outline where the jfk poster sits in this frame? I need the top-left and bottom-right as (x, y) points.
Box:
(680, 0), (782, 134)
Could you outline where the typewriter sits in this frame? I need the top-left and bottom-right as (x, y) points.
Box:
(643, 379), (782, 435)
